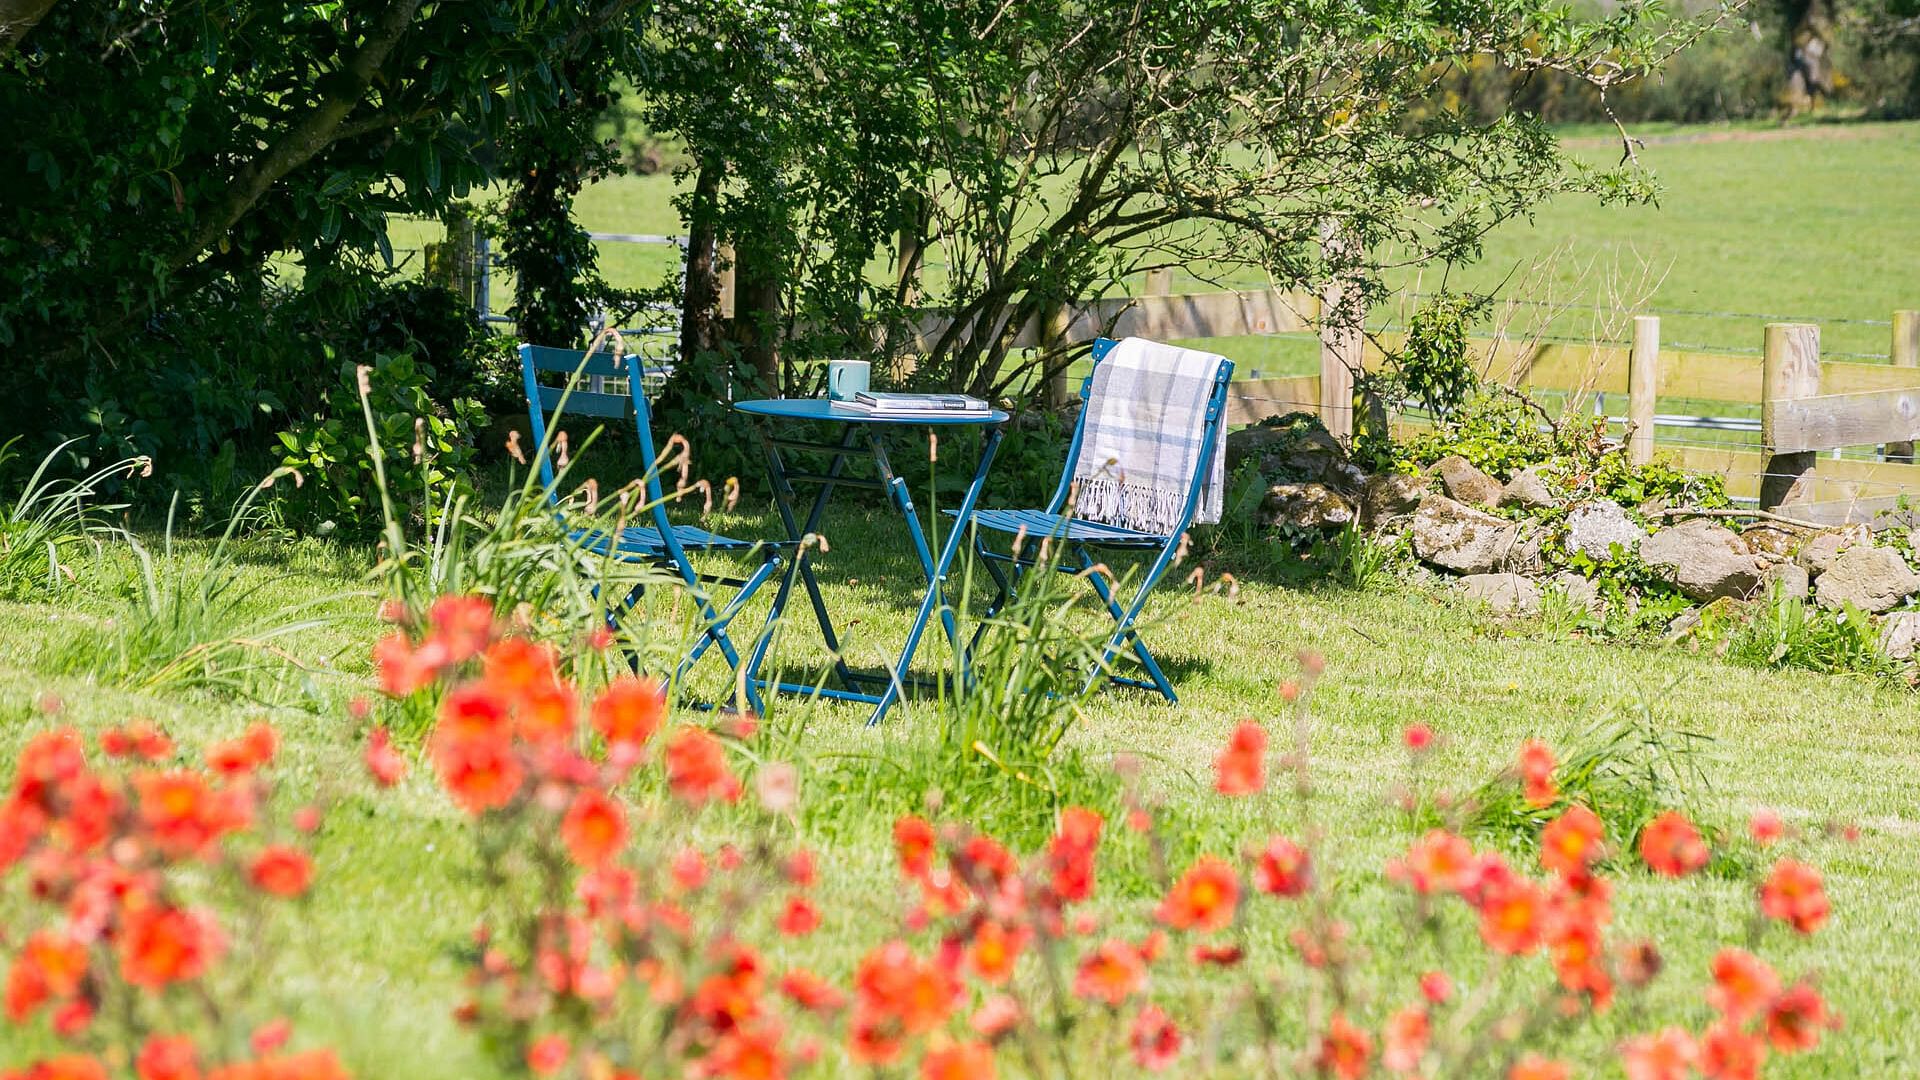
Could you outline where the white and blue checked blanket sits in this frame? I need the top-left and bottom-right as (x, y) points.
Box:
(1071, 337), (1227, 536)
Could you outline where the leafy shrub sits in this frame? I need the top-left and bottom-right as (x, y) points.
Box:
(357, 280), (520, 413)
(1397, 390), (1555, 480)
(275, 353), (485, 538)
(1387, 293), (1489, 418)
(19, 272), (506, 531)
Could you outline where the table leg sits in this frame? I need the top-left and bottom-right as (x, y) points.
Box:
(743, 423), (862, 695)
(865, 426), (1005, 726)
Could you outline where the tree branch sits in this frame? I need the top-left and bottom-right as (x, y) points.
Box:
(0, 0), (59, 57)
(168, 0), (426, 273)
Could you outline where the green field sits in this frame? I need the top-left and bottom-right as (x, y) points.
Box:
(419, 120), (1920, 366)
(5, 506), (1918, 1075)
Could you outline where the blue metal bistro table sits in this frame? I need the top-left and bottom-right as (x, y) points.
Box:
(733, 398), (1010, 725)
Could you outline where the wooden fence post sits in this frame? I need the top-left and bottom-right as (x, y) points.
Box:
(1759, 322), (1822, 512)
(1317, 222), (1360, 442)
(1627, 315), (1659, 465)
(1143, 267), (1173, 295)
(1886, 310), (1919, 463)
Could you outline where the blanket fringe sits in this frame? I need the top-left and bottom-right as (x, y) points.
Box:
(1076, 474), (1188, 536)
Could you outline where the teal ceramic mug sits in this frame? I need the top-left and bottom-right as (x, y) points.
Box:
(828, 359), (871, 401)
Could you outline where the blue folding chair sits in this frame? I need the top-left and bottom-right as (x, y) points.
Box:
(953, 336), (1234, 703)
(519, 344), (785, 710)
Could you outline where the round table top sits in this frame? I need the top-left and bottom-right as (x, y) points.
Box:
(733, 398), (1010, 426)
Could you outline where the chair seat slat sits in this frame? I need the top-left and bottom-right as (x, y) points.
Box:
(952, 508), (1169, 547)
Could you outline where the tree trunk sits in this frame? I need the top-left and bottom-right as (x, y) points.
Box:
(678, 155), (723, 366)
(732, 254), (782, 393)
(894, 186), (929, 307)
(0, 0), (60, 57)
(1783, 0), (1836, 113)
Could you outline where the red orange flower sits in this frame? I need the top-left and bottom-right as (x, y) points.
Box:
(1708, 948), (1780, 1022)
(1758, 859), (1829, 934)
(1252, 835), (1311, 897)
(706, 1024), (787, 1080)
(428, 595), (495, 663)
(514, 681), (576, 745)
(431, 731), (524, 814)
(664, 727), (741, 805)
(1155, 856), (1239, 932)
(1382, 1005), (1429, 1072)
(776, 895), (820, 937)
(1477, 878), (1546, 955)
(853, 941), (959, 1035)
(205, 723), (276, 776)
(1046, 807), (1102, 903)
(1764, 983), (1830, 1053)
(102, 720), (174, 761)
(135, 771), (230, 857)
(1638, 811), (1709, 877)
(560, 789), (627, 867)
(966, 920), (1028, 984)
(134, 1036), (199, 1080)
(374, 631), (439, 696)
(364, 727), (408, 788)
(1128, 1004), (1181, 1071)
(1539, 804), (1605, 877)
(1748, 808), (1785, 846)
(1546, 915), (1612, 1008)
(1700, 1020), (1768, 1080)
(921, 1040), (994, 1080)
(591, 676), (667, 762)
(1621, 1027), (1696, 1080)
(526, 1034), (570, 1076)
(118, 905), (221, 988)
(437, 684), (512, 742)
(779, 969), (846, 1014)
(1392, 829), (1475, 894)
(1518, 740), (1557, 807)
(1313, 1013), (1372, 1079)
(249, 845), (315, 898)
(1072, 939), (1147, 1006)
(5, 932), (87, 1022)
(1213, 721), (1267, 796)
(1509, 1054), (1572, 1080)
(895, 816), (936, 878)
(479, 636), (558, 702)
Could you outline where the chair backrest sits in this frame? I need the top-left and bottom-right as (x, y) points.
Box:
(518, 344), (672, 513)
(1042, 336), (1237, 533)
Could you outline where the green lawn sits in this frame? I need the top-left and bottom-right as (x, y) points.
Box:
(5, 502), (1918, 1074)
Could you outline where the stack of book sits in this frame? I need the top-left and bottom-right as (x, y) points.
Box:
(836, 392), (991, 418)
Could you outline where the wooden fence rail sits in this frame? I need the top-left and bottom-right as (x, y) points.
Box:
(994, 287), (1919, 525)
